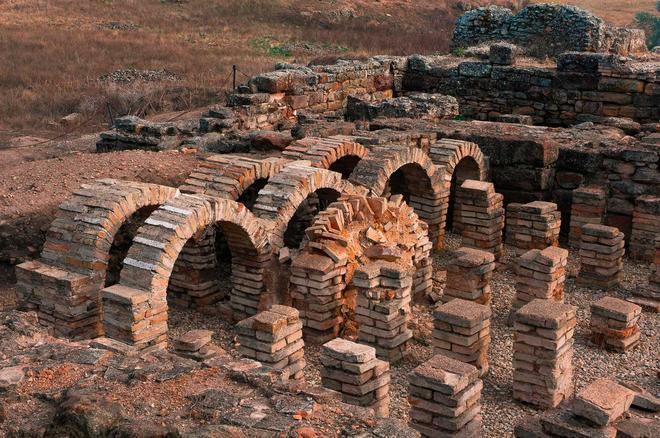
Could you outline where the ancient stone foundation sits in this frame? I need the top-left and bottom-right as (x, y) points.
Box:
(454, 180), (504, 260)
(236, 305), (306, 380)
(512, 246), (568, 316)
(630, 196), (660, 262)
(432, 299), (491, 376)
(443, 247), (495, 305)
(513, 299), (576, 409)
(568, 186), (607, 247)
(354, 262), (413, 363)
(320, 338), (391, 417)
(408, 354), (483, 437)
(590, 296), (642, 352)
(505, 201), (561, 256)
(577, 224), (625, 289)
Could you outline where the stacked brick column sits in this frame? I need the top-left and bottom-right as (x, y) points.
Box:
(512, 246), (568, 314)
(630, 195), (659, 262)
(408, 354), (483, 437)
(443, 247), (495, 305)
(432, 298), (491, 376)
(454, 180), (504, 260)
(236, 305), (306, 380)
(354, 262), (413, 363)
(101, 285), (168, 352)
(577, 224), (625, 289)
(513, 299), (576, 408)
(569, 185), (607, 247)
(590, 297), (642, 352)
(167, 227), (223, 309)
(505, 201), (561, 256)
(632, 236), (660, 311)
(320, 339), (391, 417)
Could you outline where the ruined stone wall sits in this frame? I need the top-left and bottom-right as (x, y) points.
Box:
(452, 4), (647, 58)
(403, 52), (659, 126)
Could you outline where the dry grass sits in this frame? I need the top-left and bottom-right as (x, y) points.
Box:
(0, 0), (650, 137)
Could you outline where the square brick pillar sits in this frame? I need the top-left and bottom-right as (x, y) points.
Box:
(290, 252), (347, 343)
(320, 339), (391, 417)
(505, 201), (561, 256)
(631, 236), (660, 312)
(432, 298), (491, 376)
(443, 247), (495, 305)
(408, 354), (483, 437)
(513, 299), (576, 409)
(236, 305), (306, 380)
(511, 246), (568, 316)
(577, 224), (625, 289)
(569, 186), (607, 247)
(15, 260), (101, 339)
(455, 180), (504, 260)
(354, 262), (413, 363)
(101, 285), (168, 352)
(590, 297), (641, 352)
(630, 195), (659, 262)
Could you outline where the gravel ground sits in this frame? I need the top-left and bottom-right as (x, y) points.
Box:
(167, 233), (659, 437)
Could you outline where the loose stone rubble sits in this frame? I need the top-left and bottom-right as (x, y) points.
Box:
(236, 305), (306, 380)
(590, 296), (642, 352)
(442, 247), (495, 305)
(408, 354), (483, 437)
(432, 298), (491, 376)
(320, 338), (391, 417)
(505, 201), (561, 256)
(511, 246), (568, 316)
(513, 299), (576, 409)
(577, 224), (626, 289)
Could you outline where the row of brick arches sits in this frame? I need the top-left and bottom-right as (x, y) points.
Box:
(16, 135), (487, 350)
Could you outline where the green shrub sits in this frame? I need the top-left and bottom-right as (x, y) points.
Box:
(634, 2), (660, 48)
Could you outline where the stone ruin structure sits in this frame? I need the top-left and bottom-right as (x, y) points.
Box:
(7, 4), (660, 436)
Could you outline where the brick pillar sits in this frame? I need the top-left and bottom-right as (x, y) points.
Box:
(513, 299), (576, 408)
(512, 246), (568, 315)
(236, 305), (306, 380)
(354, 262), (413, 363)
(630, 195), (659, 262)
(290, 252), (346, 342)
(506, 201), (561, 256)
(590, 297), (641, 353)
(168, 227), (223, 309)
(455, 180), (504, 260)
(101, 285), (168, 352)
(631, 236), (660, 311)
(432, 298), (491, 376)
(443, 247), (495, 305)
(577, 224), (625, 289)
(320, 339), (391, 417)
(408, 354), (483, 437)
(569, 186), (606, 247)
(15, 261), (101, 339)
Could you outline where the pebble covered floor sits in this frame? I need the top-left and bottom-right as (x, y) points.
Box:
(168, 233), (659, 437)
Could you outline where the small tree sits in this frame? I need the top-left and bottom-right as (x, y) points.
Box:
(634, 1), (660, 48)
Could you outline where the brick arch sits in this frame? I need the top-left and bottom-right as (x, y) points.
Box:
(180, 155), (288, 209)
(15, 179), (179, 339)
(290, 193), (432, 341)
(348, 145), (447, 248)
(101, 194), (273, 349)
(252, 163), (359, 250)
(282, 135), (368, 179)
(429, 139), (488, 234)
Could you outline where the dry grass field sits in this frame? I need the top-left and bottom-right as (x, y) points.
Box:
(0, 0), (653, 139)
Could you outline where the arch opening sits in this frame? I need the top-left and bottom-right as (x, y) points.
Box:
(447, 156), (483, 231)
(384, 162), (435, 203)
(328, 155), (362, 179)
(237, 178), (269, 210)
(283, 188), (342, 249)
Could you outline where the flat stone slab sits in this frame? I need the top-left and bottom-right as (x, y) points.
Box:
(453, 247), (495, 268)
(573, 378), (635, 426)
(322, 338), (376, 364)
(515, 299), (576, 329)
(408, 354), (479, 395)
(433, 298), (491, 327)
(591, 297), (642, 323)
(582, 224), (620, 239)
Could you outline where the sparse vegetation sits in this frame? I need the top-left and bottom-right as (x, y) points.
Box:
(634, 1), (660, 48)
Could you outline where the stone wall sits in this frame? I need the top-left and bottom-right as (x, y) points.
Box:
(452, 4), (647, 58)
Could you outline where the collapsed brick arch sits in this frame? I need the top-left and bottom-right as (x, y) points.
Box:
(290, 193), (432, 342)
(252, 163), (359, 250)
(15, 179), (179, 340)
(429, 139), (488, 233)
(348, 145), (447, 248)
(101, 194), (272, 349)
(282, 135), (368, 179)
